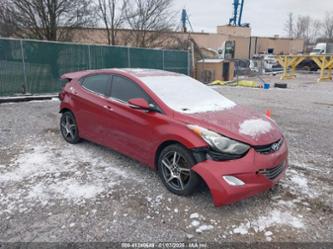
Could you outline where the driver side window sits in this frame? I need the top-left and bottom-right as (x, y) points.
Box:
(111, 75), (152, 104)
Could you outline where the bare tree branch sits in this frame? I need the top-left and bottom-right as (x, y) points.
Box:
(97, 0), (126, 45)
(1, 0), (96, 41)
(284, 12), (294, 38)
(323, 12), (333, 40)
(0, 0), (17, 37)
(124, 0), (176, 48)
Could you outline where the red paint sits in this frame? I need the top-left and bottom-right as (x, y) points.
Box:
(266, 109), (272, 118)
(59, 69), (288, 206)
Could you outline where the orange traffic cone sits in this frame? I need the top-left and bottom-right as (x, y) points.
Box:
(266, 109), (272, 118)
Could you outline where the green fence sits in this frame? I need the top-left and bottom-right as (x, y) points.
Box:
(0, 38), (190, 96)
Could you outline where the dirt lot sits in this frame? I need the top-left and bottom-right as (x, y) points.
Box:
(0, 74), (332, 243)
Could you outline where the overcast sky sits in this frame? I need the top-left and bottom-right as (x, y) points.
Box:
(172, 0), (333, 36)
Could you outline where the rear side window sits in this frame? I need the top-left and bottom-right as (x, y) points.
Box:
(82, 74), (111, 96)
(111, 75), (152, 103)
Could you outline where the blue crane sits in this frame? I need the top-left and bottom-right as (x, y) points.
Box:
(181, 9), (193, 32)
(229, 0), (248, 27)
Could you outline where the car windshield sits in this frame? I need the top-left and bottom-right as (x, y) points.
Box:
(139, 75), (236, 114)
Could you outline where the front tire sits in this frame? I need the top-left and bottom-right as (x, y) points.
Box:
(158, 144), (200, 196)
(60, 111), (81, 144)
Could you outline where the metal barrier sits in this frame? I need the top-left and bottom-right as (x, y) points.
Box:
(276, 55), (333, 82)
(0, 38), (190, 96)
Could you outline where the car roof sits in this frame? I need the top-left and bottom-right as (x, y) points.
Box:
(114, 68), (181, 78)
(60, 68), (181, 80)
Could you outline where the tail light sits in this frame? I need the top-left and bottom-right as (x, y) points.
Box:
(58, 78), (71, 101)
(58, 91), (65, 101)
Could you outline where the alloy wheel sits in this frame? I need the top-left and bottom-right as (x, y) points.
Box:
(161, 151), (191, 191)
(60, 113), (77, 142)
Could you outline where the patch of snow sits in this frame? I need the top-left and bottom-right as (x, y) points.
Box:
(191, 220), (200, 227)
(190, 213), (200, 219)
(282, 169), (318, 198)
(290, 174), (308, 188)
(140, 75), (236, 114)
(239, 118), (272, 138)
(186, 233), (194, 239)
(233, 222), (250, 235)
(274, 200), (296, 209)
(0, 141), (137, 214)
(27, 180), (105, 201)
(265, 231), (273, 236)
(197, 59), (224, 63)
(146, 194), (163, 209)
(232, 209), (304, 235)
(195, 224), (214, 233)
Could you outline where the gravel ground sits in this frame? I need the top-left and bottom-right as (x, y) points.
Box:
(0, 74), (332, 243)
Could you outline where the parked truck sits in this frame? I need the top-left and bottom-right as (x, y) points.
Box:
(297, 43), (333, 71)
(310, 43), (333, 55)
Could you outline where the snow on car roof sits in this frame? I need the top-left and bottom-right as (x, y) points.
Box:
(138, 74), (236, 114)
(119, 68), (180, 77)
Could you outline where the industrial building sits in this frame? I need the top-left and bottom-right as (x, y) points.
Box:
(68, 0), (303, 60)
(69, 26), (304, 60)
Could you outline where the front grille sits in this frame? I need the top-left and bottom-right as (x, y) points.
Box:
(254, 138), (283, 154)
(258, 161), (286, 180)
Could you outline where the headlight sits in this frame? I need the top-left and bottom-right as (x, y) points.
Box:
(187, 125), (250, 155)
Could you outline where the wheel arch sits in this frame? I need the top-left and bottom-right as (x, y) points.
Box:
(154, 140), (208, 193)
(154, 140), (187, 170)
(59, 107), (72, 114)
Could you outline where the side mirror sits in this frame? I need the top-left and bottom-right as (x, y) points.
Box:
(128, 98), (151, 110)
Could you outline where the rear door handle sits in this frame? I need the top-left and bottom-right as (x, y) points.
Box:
(103, 105), (113, 111)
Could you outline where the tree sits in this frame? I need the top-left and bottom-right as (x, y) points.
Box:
(292, 15), (322, 45)
(124, 0), (176, 48)
(0, 0), (17, 37)
(1, 0), (96, 41)
(284, 12), (294, 38)
(310, 19), (322, 43)
(323, 12), (333, 40)
(294, 15), (310, 40)
(97, 0), (126, 45)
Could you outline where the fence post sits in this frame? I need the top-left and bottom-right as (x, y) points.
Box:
(88, 45), (92, 69)
(187, 50), (191, 76)
(20, 39), (28, 94)
(162, 50), (165, 70)
(127, 47), (131, 67)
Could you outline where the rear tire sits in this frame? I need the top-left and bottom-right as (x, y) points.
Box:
(157, 144), (200, 196)
(60, 111), (81, 144)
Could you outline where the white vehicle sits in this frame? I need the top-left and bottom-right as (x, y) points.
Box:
(310, 43), (333, 55)
(263, 54), (279, 72)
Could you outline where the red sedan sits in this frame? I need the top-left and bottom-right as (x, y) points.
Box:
(58, 69), (288, 206)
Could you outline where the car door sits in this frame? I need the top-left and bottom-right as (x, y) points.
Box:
(103, 74), (163, 164)
(73, 74), (112, 144)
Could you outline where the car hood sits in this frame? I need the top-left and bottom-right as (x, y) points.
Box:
(174, 105), (282, 146)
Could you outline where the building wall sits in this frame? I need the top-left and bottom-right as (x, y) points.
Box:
(216, 25), (251, 37)
(253, 37), (304, 55)
(68, 28), (304, 59)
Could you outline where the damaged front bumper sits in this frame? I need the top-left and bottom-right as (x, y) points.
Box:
(192, 140), (288, 206)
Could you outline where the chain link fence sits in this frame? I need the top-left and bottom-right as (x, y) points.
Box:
(0, 38), (190, 96)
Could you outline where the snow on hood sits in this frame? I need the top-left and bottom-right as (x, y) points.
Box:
(139, 75), (236, 114)
(175, 105), (282, 146)
(239, 118), (273, 138)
